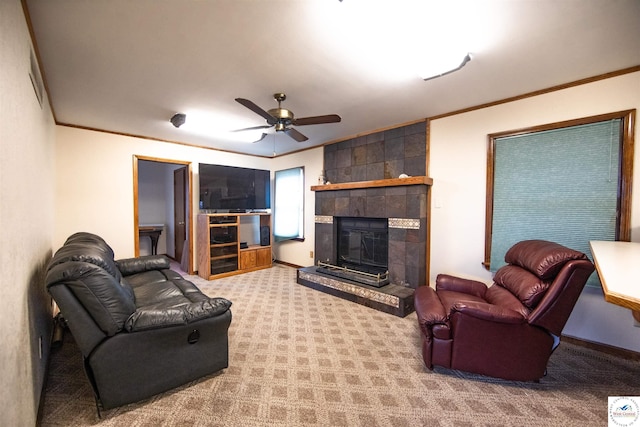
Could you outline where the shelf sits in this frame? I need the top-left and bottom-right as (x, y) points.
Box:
(240, 244), (269, 252)
(211, 254), (238, 261)
(311, 176), (432, 192)
(210, 260), (238, 275)
(211, 242), (237, 248)
(198, 212), (272, 280)
(208, 215), (238, 225)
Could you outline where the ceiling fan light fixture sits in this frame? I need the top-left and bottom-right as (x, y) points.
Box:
(234, 93), (340, 143)
(226, 130), (268, 143)
(170, 113), (186, 128)
(421, 53), (472, 81)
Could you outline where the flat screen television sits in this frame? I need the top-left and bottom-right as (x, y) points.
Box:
(199, 163), (271, 211)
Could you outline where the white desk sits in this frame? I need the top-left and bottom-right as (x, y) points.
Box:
(589, 240), (640, 322)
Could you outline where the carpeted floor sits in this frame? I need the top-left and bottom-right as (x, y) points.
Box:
(39, 264), (640, 426)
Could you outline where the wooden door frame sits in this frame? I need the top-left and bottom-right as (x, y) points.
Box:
(133, 155), (194, 274)
(173, 166), (188, 265)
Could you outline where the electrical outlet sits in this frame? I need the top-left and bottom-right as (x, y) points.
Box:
(310, 251), (314, 258)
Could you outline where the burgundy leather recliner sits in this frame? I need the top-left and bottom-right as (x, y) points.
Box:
(414, 240), (594, 381)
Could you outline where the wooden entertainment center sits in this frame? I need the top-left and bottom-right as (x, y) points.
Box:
(197, 212), (272, 280)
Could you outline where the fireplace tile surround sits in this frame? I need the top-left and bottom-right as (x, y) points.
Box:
(314, 187), (427, 288)
(296, 121), (431, 317)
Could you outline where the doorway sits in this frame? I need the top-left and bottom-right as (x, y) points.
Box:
(133, 156), (193, 274)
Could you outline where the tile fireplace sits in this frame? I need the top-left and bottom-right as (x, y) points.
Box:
(296, 121), (431, 317)
(312, 182), (427, 288)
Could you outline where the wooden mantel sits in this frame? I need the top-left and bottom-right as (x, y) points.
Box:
(311, 176), (433, 192)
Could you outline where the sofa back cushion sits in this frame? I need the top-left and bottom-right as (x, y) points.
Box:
(493, 265), (549, 309)
(58, 232), (121, 279)
(46, 261), (136, 335)
(46, 232), (136, 335)
(50, 232), (135, 300)
(504, 240), (588, 281)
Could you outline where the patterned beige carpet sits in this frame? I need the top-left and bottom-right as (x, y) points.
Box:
(40, 264), (640, 426)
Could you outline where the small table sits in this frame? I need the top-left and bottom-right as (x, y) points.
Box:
(139, 225), (164, 255)
(589, 240), (640, 323)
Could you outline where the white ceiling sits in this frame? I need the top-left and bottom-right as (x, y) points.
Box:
(25, 0), (640, 158)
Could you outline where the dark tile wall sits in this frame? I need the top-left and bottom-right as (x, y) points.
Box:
(323, 121), (426, 184)
(315, 122), (428, 288)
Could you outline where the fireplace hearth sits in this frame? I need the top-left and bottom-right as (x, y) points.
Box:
(297, 266), (414, 317)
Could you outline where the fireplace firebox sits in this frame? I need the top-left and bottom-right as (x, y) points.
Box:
(315, 217), (390, 288)
(337, 217), (388, 275)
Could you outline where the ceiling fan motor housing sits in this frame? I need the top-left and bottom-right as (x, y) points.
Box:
(268, 108), (294, 130)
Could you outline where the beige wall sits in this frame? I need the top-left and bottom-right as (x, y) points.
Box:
(429, 71), (640, 351)
(54, 126), (271, 265)
(0, 1), (56, 425)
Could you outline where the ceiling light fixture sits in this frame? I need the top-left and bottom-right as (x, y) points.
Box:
(170, 113), (186, 128)
(421, 53), (472, 81)
(170, 110), (267, 143)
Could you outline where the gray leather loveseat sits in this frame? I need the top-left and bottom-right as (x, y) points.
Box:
(45, 232), (232, 411)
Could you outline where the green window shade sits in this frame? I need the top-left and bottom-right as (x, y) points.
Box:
(491, 119), (621, 287)
(274, 167), (304, 242)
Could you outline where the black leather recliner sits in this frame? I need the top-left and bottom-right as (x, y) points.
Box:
(45, 232), (232, 410)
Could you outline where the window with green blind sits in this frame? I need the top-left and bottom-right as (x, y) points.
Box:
(274, 166), (305, 242)
(485, 111), (634, 287)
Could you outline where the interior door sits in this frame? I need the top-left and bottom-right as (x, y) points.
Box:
(174, 167), (187, 265)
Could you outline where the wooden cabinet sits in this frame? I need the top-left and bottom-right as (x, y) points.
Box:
(256, 247), (271, 266)
(239, 249), (256, 270)
(197, 213), (272, 280)
(240, 247), (272, 270)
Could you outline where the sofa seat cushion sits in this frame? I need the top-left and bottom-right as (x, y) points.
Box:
(126, 269), (179, 292)
(437, 290), (486, 314)
(123, 269), (232, 332)
(436, 286), (530, 320)
(484, 284), (530, 317)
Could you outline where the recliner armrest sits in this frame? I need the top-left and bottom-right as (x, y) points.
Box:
(125, 297), (232, 332)
(451, 301), (526, 324)
(436, 274), (488, 299)
(415, 286), (448, 327)
(116, 255), (171, 276)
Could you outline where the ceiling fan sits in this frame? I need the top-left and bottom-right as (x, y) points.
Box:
(234, 93), (341, 142)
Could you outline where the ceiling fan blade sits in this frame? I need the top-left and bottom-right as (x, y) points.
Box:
(232, 124), (272, 132)
(252, 133), (268, 143)
(292, 114), (341, 126)
(284, 127), (308, 142)
(235, 98), (277, 124)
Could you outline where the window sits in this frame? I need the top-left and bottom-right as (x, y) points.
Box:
(274, 166), (305, 242)
(485, 111), (635, 287)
